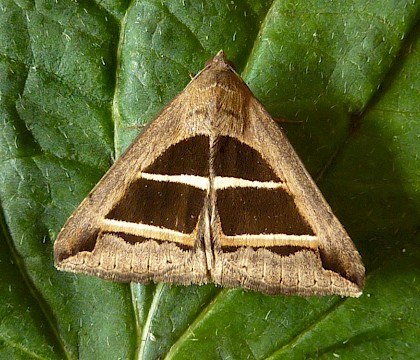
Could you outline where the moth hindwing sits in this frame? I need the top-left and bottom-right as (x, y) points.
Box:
(54, 51), (365, 297)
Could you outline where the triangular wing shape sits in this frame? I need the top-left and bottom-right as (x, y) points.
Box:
(208, 111), (364, 297)
(54, 51), (364, 297)
(54, 96), (213, 286)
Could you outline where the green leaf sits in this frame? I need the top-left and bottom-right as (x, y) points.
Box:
(0, 0), (419, 359)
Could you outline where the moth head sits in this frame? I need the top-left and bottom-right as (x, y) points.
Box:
(205, 50), (236, 71)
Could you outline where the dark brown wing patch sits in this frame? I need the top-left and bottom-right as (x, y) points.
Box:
(217, 187), (314, 236)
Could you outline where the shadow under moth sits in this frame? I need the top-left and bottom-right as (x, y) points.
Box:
(54, 51), (365, 297)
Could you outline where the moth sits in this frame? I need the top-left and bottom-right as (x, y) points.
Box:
(54, 51), (365, 297)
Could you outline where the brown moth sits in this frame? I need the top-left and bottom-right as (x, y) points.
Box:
(54, 51), (365, 297)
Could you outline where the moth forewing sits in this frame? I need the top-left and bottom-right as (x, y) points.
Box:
(54, 50), (364, 297)
(54, 78), (213, 286)
(209, 100), (364, 296)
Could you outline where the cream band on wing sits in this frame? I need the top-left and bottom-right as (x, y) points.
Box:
(139, 172), (284, 190)
(221, 233), (319, 249)
(101, 218), (193, 245)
